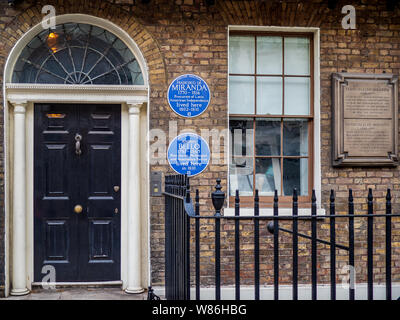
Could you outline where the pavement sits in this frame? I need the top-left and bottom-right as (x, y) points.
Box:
(1, 286), (151, 300)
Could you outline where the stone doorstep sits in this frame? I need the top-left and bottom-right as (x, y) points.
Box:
(1, 286), (149, 300)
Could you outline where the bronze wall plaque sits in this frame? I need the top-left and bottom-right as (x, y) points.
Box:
(332, 73), (398, 166)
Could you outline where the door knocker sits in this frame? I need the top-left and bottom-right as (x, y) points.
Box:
(75, 133), (82, 155)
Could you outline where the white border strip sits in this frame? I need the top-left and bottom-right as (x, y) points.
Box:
(153, 283), (400, 300)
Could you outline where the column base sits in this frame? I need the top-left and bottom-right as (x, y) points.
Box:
(10, 288), (30, 296)
(125, 287), (145, 294)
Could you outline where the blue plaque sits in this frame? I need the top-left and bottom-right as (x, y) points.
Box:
(167, 74), (211, 118)
(167, 133), (210, 177)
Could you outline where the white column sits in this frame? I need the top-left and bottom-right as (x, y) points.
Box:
(125, 102), (144, 294)
(10, 100), (29, 296)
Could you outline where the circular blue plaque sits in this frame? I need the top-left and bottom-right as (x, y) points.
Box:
(167, 133), (210, 177)
(167, 74), (211, 118)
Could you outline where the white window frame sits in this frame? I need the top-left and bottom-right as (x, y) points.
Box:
(225, 26), (323, 216)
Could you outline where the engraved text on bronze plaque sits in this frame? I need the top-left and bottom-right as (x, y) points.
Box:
(332, 73), (398, 166)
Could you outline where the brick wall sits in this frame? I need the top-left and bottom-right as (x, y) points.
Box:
(0, 0), (399, 293)
(142, 0), (400, 287)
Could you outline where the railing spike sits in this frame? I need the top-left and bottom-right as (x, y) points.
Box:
(368, 188), (373, 201)
(348, 188), (353, 202)
(386, 188), (391, 201)
(274, 189), (278, 203)
(330, 189), (335, 203)
(235, 189), (240, 216)
(293, 188), (298, 201)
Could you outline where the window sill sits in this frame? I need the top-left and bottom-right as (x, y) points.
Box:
(223, 207), (326, 217)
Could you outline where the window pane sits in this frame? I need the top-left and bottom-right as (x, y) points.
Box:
(229, 118), (254, 157)
(256, 77), (282, 115)
(283, 119), (308, 156)
(229, 157), (254, 196)
(255, 158), (281, 196)
(284, 37), (310, 75)
(229, 76), (255, 114)
(283, 158), (308, 196)
(257, 37), (282, 74)
(229, 36), (255, 74)
(255, 119), (281, 156)
(284, 77), (310, 115)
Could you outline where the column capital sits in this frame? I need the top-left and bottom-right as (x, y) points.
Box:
(9, 100), (28, 114)
(126, 101), (145, 114)
(9, 99), (28, 107)
(127, 104), (142, 115)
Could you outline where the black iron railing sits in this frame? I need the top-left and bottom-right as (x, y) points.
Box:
(160, 174), (400, 300)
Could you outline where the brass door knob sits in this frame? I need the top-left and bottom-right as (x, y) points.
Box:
(74, 205), (83, 214)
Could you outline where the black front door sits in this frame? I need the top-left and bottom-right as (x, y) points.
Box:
(34, 103), (121, 282)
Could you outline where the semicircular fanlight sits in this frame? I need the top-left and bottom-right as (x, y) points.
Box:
(12, 23), (144, 85)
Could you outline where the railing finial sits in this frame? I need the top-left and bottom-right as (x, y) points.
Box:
(348, 188), (353, 202)
(212, 178), (225, 216)
(368, 188), (373, 201)
(312, 189), (316, 203)
(293, 188), (298, 202)
(330, 189), (335, 203)
(386, 188), (391, 201)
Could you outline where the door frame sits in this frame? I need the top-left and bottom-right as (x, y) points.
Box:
(3, 15), (150, 296)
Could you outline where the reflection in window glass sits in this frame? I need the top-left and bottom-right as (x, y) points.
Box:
(229, 76), (255, 114)
(257, 77), (282, 115)
(229, 157), (254, 196)
(257, 37), (282, 74)
(284, 37), (310, 75)
(284, 77), (310, 115)
(229, 119), (254, 157)
(283, 158), (308, 196)
(229, 36), (255, 74)
(255, 119), (281, 156)
(283, 119), (308, 156)
(255, 158), (281, 196)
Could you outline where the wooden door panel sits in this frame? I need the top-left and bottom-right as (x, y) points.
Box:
(88, 144), (114, 197)
(88, 219), (113, 262)
(89, 113), (114, 133)
(44, 144), (69, 198)
(44, 219), (70, 262)
(43, 111), (68, 132)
